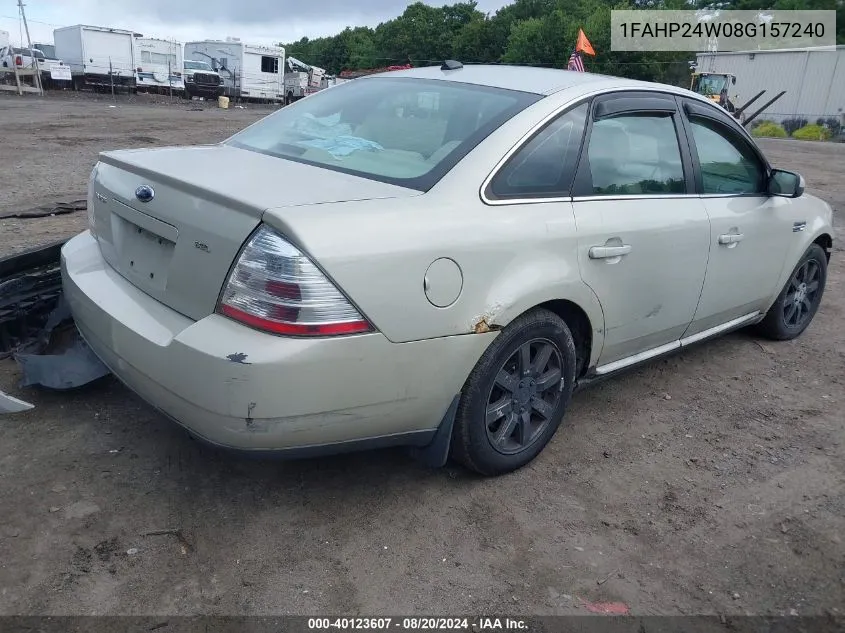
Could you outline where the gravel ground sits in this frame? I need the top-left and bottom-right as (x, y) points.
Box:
(0, 93), (843, 617)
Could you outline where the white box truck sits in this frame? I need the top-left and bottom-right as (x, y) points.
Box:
(134, 37), (184, 95)
(54, 25), (137, 91)
(184, 38), (285, 101)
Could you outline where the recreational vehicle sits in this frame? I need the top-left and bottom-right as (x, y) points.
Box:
(134, 37), (184, 95)
(184, 38), (284, 101)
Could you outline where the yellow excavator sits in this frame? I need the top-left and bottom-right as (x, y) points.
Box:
(690, 71), (785, 127)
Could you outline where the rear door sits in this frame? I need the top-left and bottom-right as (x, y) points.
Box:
(571, 91), (711, 371)
(679, 98), (795, 336)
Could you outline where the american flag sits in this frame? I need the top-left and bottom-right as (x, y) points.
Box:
(567, 50), (585, 72)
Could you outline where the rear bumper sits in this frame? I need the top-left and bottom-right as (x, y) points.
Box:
(61, 231), (492, 453)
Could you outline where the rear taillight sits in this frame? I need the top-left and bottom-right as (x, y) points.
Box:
(14, 55), (22, 66)
(218, 225), (372, 337)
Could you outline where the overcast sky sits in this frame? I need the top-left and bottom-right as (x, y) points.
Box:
(1, 0), (512, 47)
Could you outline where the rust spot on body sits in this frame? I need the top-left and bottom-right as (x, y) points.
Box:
(474, 318), (492, 334)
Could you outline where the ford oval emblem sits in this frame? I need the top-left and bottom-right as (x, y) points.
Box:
(135, 185), (154, 203)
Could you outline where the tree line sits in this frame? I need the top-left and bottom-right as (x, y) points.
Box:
(282, 0), (843, 87)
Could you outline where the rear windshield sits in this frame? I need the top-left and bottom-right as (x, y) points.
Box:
(13, 47), (45, 59)
(227, 77), (540, 191)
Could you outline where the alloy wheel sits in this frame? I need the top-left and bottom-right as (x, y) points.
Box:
(783, 259), (821, 329)
(485, 338), (564, 455)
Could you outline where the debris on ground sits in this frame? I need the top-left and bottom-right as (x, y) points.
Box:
(12, 295), (109, 390)
(582, 600), (630, 615)
(16, 331), (109, 389)
(0, 388), (33, 413)
(597, 568), (620, 585)
(0, 200), (86, 220)
(0, 240), (66, 360)
(0, 247), (110, 389)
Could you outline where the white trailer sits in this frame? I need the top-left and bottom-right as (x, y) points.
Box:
(54, 25), (137, 91)
(184, 38), (285, 101)
(0, 30), (9, 50)
(134, 37), (184, 94)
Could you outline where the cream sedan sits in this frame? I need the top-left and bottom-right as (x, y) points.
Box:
(61, 63), (833, 475)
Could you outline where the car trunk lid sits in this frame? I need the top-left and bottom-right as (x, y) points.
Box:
(91, 144), (417, 321)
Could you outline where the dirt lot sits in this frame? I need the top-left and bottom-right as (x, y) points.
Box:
(0, 93), (843, 617)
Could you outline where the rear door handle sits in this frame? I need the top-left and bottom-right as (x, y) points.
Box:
(718, 233), (745, 245)
(589, 244), (632, 259)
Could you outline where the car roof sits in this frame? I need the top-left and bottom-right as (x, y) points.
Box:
(367, 63), (665, 96)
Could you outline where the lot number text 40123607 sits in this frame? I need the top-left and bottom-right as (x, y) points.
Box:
(307, 618), (529, 631)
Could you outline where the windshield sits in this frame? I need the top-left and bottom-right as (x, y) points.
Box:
(185, 60), (212, 71)
(695, 74), (728, 96)
(227, 77), (540, 191)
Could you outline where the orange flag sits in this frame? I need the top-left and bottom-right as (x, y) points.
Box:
(576, 28), (595, 56)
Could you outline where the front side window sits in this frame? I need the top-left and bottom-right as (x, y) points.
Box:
(489, 102), (588, 199)
(587, 114), (685, 196)
(689, 117), (765, 194)
(228, 77), (540, 191)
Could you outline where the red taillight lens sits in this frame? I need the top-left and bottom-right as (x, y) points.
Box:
(15, 55), (22, 66)
(217, 225), (372, 337)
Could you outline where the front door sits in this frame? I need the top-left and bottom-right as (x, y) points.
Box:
(572, 92), (712, 370)
(680, 100), (796, 336)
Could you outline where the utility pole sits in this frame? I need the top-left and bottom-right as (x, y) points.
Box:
(17, 0), (43, 96)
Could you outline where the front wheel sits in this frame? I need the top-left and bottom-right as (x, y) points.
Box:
(450, 309), (577, 476)
(757, 244), (827, 340)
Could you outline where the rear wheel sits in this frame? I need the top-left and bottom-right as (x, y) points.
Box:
(450, 309), (576, 476)
(757, 244), (827, 340)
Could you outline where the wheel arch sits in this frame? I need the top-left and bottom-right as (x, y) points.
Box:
(485, 289), (605, 377)
(536, 299), (593, 377)
(764, 228), (833, 315)
(814, 232), (833, 262)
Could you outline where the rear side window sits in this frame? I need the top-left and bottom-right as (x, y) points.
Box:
(688, 117), (765, 194)
(489, 102), (588, 199)
(587, 115), (685, 196)
(227, 77), (540, 192)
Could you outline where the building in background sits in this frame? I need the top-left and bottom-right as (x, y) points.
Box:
(695, 46), (845, 126)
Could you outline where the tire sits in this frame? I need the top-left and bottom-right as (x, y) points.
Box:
(450, 309), (577, 476)
(757, 243), (827, 340)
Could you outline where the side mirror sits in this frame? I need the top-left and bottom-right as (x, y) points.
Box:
(768, 169), (804, 198)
